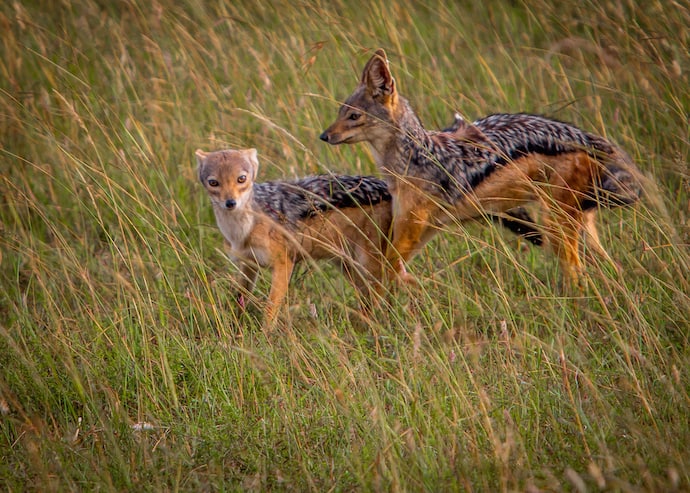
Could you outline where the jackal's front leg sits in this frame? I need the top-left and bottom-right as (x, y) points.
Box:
(541, 204), (585, 293)
(237, 262), (259, 310)
(224, 240), (259, 310)
(386, 194), (438, 285)
(264, 253), (295, 327)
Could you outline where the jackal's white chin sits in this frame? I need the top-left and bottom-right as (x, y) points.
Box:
(324, 133), (357, 145)
(338, 134), (360, 144)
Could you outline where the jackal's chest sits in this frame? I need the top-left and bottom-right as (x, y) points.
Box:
(215, 210), (251, 243)
(214, 211), (271, 267)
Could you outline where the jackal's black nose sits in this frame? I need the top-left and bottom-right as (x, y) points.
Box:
(225, 199), (236, 209)
(319, 131), (329, 142)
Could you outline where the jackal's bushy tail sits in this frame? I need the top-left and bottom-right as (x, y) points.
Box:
(584, 137), (643, 210)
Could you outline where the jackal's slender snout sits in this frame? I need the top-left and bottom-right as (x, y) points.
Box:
(319, 126), (348, 145)
(224, 198), (237, 210)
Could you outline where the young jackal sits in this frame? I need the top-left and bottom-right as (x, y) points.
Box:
(320, 49), (642, 287)
(197, 148), (392, 324)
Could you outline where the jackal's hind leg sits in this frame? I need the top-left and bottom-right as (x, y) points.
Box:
(541, 205), (585, 292)
(581, 209), (621, 274)
(342, 246), (386, 317)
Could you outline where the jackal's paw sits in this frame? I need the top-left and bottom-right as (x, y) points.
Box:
(559, 274), (586, 297)
(237, 293), (247, 311)
(392, 259), (418, 286)
(397, 271), (419, 286)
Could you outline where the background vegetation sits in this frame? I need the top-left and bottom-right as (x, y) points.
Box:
(1, 0), (688, 490)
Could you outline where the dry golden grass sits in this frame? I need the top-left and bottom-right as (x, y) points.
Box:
(1, 0), (688, 490)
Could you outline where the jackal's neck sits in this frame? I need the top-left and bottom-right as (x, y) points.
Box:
(397, 98), (427, 138)
(393, 104), (438, 171)
(370, 97), (429, 173)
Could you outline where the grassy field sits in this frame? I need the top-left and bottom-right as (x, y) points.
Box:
(1, 0), (689, 491)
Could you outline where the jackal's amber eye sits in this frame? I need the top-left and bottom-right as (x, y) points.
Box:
(348, 112), (361, 121)
(237, 175), (247, 184)
(207, 179), (219, 187)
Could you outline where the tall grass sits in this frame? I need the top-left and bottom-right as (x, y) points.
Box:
(1, 0), (688, 490)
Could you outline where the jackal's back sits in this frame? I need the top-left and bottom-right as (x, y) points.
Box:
(423, 112), (641, 206)
(472, 113), (613, 162)
(430, 113), (614, 189)
(254, 175), (391, 226)
(472, 113), (641, 207)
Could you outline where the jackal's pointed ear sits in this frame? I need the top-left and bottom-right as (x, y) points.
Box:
(361, 49), (395, 100)
(195, 149), (208, 165)
(195, 149), (207, 184)
(244, 148), (259, 180)
(195, 149), (208, 182)
(373, 48), (387, 59)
